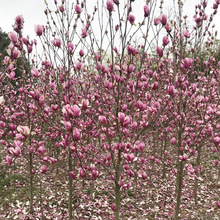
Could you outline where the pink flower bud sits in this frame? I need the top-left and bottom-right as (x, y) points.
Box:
(70, 171), (76, 179)
(118, 112), (125, 123)
(141, 172), (147, 180)
(128, 14), (135, 25)
(99, 115), (107, 124)
(79, 168), (85, 178)
(144, 5), (150, 17)
(75, 4), (82, 14)
(35, 25), (44, 36)
(68, 42), (74, 53)
(168, 85), (175, 96)
(76, 62), (82, 70)
(40, 165), (47, 174)
(156, 47), (163, 57)
(160, 14), (167, 25)
(216, 202), (220, 208)
(111, 204), (116, 212)
(81, 28), (87, 38)
(64, 121), (72, 132)
(106, 0), (114, 13)
(152, 81), (158, 90)
(162, 36), (169, 46)
(171, 137), (177, 144)
(183, 58), (192, 68)
(6, 156), (12, 166)
(79, 49), (84, 57)
(154, 17), (160, 25)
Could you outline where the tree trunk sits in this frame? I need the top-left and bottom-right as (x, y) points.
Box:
(194, 147), (201, 206)
(68, 148), (73, 220)
(115, 149), (122, 220)
(29, 152), (34, 215)
(174, 159), (184, 220)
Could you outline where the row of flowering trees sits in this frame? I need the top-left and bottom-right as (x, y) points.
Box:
(0, 0), (220, 219)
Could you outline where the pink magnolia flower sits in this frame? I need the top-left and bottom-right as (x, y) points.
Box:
(31, 68), (40, 77)
(168, 85), (175, 96)
(17, 125), (30, 136)
(8, 32), (18, 43)
(118, 112), (125, 123)
(144, 5), (150, 17)
(62, 104), (81, 117)
(152, 81), (159, 90)
(52, 38), (61, 48)
(15, 15), (24, 24)
(156, 46), (163, 57)
(69, 171), (76, 179)
(40, 165), (47, 174)
(106, 0), (114, 13)
(184, 29), (190, 38)
(171, 137), (177, 144)
(162, 36), (169, 46)
(111, 204), (116, 211)
(79, 49), (84, 57)
(128, 14), (135, 25)
(216, 201), (220, 208)
(127, 45), (139, 56)
(75, 62), (82, 70)
(59, 5), (65, 12)
(91, 170), (99, 179)
(183, 58), (192, 68)
(38, 146), (45, 155)
(154, 17), (160, 25)
(99, 115), (107, 124)
(123, 116), (132, 127)
(64, 121), (72, 132)
(160, 14), (167, 25)
(73, 128), (81, 140)
(164, 22), (172, 32)
(79, 168), (85, 178)
(81, 99), (89, 109)
(72, 105), (81, 117)
(75, 4), (82, 14)
(81, 28), (88, 38)
(6, 155), (12, 166)
(68, 42), (74, 53)
(35, 25), (44, 36)
(141, 172), (147, 180)
(125, 153), (135, 162)
(213, 136), (220, 147)
(9, 147), (21, 157)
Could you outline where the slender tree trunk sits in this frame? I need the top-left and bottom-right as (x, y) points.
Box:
(115, 149), (122, 220)
(29, 152), (34, 215)
(68, 148), (73, 220)
(174, 159), (184, 220)
(194, 147), (201, 206)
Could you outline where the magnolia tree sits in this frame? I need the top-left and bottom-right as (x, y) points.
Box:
(0, 0), (220, 219)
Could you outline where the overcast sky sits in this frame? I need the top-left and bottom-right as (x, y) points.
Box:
(0, 0), (219, 40)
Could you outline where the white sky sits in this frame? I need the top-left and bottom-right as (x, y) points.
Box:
(0, 0), (219, 41)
